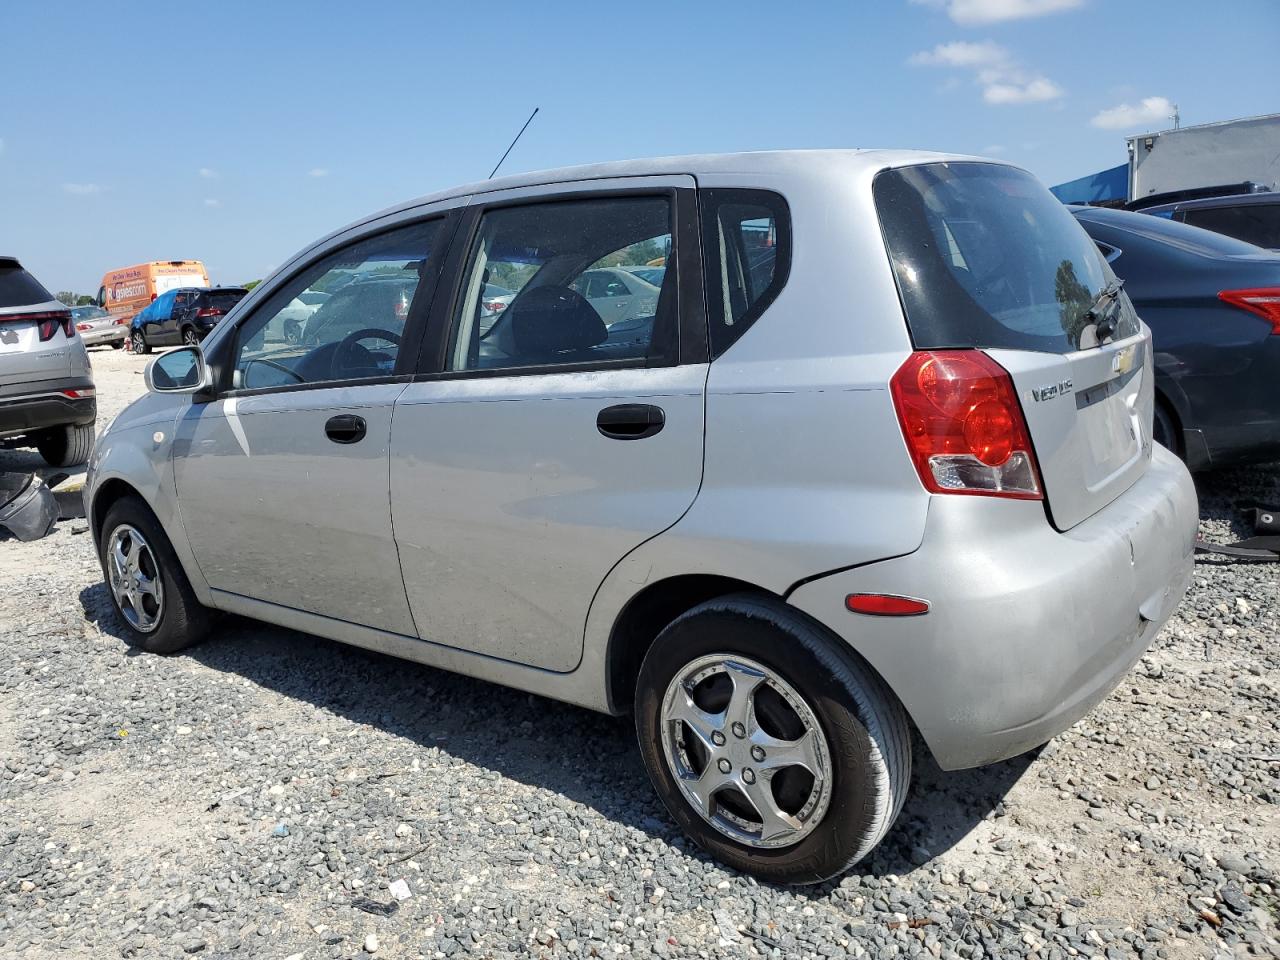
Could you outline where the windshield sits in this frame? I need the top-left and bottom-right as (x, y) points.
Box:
(875, 162), (1138, 352)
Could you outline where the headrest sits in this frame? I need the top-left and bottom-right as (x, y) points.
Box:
(508, 286), (607, 357)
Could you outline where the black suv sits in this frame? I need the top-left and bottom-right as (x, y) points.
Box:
(1139, 193), (1280, 251)
(135, 287), (248, 351)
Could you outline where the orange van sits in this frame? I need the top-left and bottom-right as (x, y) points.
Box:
(96, 260), (209, 321)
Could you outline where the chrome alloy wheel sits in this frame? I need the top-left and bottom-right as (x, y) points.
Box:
(659, 654), (832, 848)
(106, 524), (164, 633)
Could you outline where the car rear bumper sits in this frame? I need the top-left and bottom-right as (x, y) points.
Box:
(788, 443), (1198, 770)
(80, 326), (126, 346)
(0, 379), (97, 437)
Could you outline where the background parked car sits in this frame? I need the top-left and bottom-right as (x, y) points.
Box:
(272, 289), (330, 343)
(0, 256), (96, 466)
(132, 287), (246, 353)
(173, 287), (247, 341)
(70, 303), (126, 349)
(1138, 192), (1280, 251)
(568, 266), (660, 325)
(1071, 205), (1280, 469)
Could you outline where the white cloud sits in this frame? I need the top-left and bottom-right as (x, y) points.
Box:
(909, 40), (1008, 68)
(204, 198), (221, 207)
(912, 0), (1084, 24)
(983, 76), (1063, 104)
(199, 167), (218, 179)
(909, 39), (1063, 106)
(308, 168), (328, 178)
(1091, 96), (1177, 130)
(62, 182), (101, 195)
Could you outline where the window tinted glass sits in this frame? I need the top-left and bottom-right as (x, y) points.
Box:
(204, 290), (246, 312)
(0, 263), (55, 308)
(700, 189), (790, 358)
(448, 196), (674, 372)
(232, 219), (442, 390)
(1182, 204), (1280, 249)
(875, 163), (1138, 353)
(71, 305), (108, 320)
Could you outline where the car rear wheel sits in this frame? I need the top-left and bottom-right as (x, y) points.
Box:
(635, 594), (911, 884)
(131, 329), (150, 355)
(1153, 399), (1181, 457)
(181, 327), (200, 346)
(99, 496), (213, 654)
(35, 422), (95, 467)
(110, 339), (123, 350)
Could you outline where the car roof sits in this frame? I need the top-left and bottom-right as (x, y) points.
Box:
(1145, 192), (1279, 214)
(340, 148), (1001, 235)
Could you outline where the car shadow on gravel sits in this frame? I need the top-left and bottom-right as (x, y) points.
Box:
(78, 580), (1035, 891)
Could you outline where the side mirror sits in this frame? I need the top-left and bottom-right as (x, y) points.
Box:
(144, 346), (212, 395)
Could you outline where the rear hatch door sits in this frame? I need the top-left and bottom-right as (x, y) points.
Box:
(874, 161), (1151, 530)
(0, 259), (73, 385)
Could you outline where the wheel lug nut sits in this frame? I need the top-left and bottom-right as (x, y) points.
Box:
(751, 745), (766, 762)
(742, 768), (756, 784)
(711, 731), (726, 746)
(717, 758), (732, 774)
(731, 722), (746, 739)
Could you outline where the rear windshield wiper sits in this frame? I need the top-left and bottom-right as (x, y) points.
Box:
(1083, 278), (1125, 342)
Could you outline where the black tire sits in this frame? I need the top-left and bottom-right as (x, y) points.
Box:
(132, 329), (150, 354)
(110, 339), (124, 349)
(98, 495), (213, 654)
(1153, 398), (1181, 458)
(35, 422), (96, 467)
(181, 326), (200, 346)
(635, 594), (911, 885)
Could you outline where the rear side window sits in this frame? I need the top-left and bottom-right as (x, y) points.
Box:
(1182, 203), (1280, 249)
(700, 189), (790, 358)
(875, 163), (1137, 353)
(0, 261), (55, 308)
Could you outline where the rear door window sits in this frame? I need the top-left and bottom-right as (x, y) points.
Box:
(0, 261), (55, 308)
(699, 189), (790, 358)
(874, 162), (1138, 353)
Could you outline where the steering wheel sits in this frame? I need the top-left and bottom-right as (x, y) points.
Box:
(331, 328), (402, 379)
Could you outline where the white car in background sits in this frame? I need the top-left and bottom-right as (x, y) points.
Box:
(570, 267), (660, 325)
(274, 290), (330, 343)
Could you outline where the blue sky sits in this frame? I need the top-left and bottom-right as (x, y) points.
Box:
(2, 0), (1275, 293)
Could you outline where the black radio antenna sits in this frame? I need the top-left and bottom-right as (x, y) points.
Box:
(488, 107), (539, 179)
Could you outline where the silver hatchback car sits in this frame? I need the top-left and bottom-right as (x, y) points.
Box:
(85, 151), (1198, 883)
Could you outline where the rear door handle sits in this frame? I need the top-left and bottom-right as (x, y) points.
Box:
(325, 414), (367, 444)
(597, 403), (664, 440)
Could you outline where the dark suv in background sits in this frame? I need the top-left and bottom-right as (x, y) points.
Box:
(1140, 193), (1280, 251)
(131, 287), (248, 353)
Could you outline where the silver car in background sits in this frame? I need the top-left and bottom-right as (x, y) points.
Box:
(71, 304), (127, 348)
(84, 151), (1197, 884)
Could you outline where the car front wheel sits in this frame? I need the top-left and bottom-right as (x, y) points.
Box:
(635, 595), (911, 884)
(131, 329), (150, 354)
(99, 496), (213, 654)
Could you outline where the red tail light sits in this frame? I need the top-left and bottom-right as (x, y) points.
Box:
(1218, 287), (1280, 334)
(890, 350), (1042, 500)
(1, 309), (73, 342)
(77, 322), (92, 331)
(195, 307), (223, 318)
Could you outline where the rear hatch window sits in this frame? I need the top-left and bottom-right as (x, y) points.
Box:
(204, 290), (247, 312)
(874, 163), (1139, 352)
(0, 260), (56, 309)
(875, 162), (1153, 531)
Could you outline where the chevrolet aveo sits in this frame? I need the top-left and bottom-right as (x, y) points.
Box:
(85, 151), (1198, 884)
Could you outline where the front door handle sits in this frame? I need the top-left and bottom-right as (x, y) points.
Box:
(597, 403), (664, 440)
(325, 414), (367, 444)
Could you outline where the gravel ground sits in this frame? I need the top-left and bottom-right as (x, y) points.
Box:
(1, 347), (1277, 960)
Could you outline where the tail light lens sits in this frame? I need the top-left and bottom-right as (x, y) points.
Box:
(1218, 287), (1280, 334)
(890, 350), (1042, 500)
(1, 310), (74, 342)
(195, 307), (223, 318)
